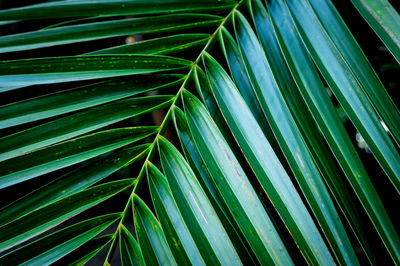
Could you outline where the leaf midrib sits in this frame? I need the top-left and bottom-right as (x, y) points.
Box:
(102, 1), (245, 263)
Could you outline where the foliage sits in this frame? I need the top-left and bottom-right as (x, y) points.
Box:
(0, 0), (399, 265)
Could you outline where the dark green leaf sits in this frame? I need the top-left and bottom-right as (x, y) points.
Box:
(157, 136), (241, 265)
(0, 14), (222, 53)
(267, 0), (400, 262)
(56, 235), (113, 265)
(0, 95), (171, 161)
(0, 178), (134, 250)
(0, 0), (236, 20)
(133, 194), (176, 265)
(147, 162), (204, 265)
(0, 213), (119, 265)
(308, 0), (400, 147)
(233, 10), (357, 264)
(172, 106), (257, 264)
(89, 34), (210, 56)
(250, 0), (344, 197)
(218, 27), (282, 159)
(285, 0), (400, 196)
(0, 55), (191, 86)
(193, 67), (252, 172)
(0, 127), (156, 189)
(0, 74), (183, 128)
(350, 0), (400, 63)
(0, 145), (148, 226)
(182, 90), (292, 265)
(120, 225), (145, 266)
(203, 52), (334, 265)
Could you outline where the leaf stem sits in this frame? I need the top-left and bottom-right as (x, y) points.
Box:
(103, 1), (244, 264)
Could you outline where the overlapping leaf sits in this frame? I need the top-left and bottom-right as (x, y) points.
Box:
(0, 145), (148, 226)
(308, 0), (400, 147)
(0, 214), (119, 265)
(0, 0), (398, 264)
(0, 96), (171, 161)
(173, 106), (257, 263)
(233, 9), (357, 264)
(350, 0), (400, 63)
(133, 194), (176, 265)
(182, 90), (293, 265)
(57, 235), (113, 265)
(157, 136), (241, 265)
(119, 225), (145, 266)
(0, 178), (134, 250)
(0, 55), (191, 86)
(267, 0), (400, 262)
(147, 162), (204, 265)
(285, 0), (400, 196)
(0, 14), (222, 53)
(202, 52), (334, 265)
(0, 0), (236, 20)
(0, 127), (156, 188)
(0, 74), (183, 128)
(89, 34), (210, 56)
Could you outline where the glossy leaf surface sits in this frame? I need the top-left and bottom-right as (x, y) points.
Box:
(203, 51), (334, 265)
(0, 0), (236, 20)
(0, 55), (191, 86)
(158, 136), (241, 265)
(233, 9), (357, 265)
(183, 90), (293, 265)
(0, 14), (222, 53)
(0, 145), (148, 226)
(0, 179), (134, 250)
(0, 127), (156, 188)
(0, 214), (119, 265)
(120, 225), (145, 266)
(133, 195), (177, 265)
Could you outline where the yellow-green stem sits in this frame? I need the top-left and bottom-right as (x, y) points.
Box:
(103, 1), (245, 263)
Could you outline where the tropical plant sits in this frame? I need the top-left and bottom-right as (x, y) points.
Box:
(0, 0), (399, 265)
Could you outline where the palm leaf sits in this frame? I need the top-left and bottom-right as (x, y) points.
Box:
(119, 224), (145, 266)
(0, 213), (120, 265)
(133, 194), (176, 265)
(0, 0), (399, 264)
(350, 0), (400, 64)
(285, 0), (400, 195)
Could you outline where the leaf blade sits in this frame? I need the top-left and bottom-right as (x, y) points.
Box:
(0, 95), (171, 161)
(119, 225), (145, 266)
(157, 136), (241, 265)
(351, 0), (400, 63)
(0, 127), (156, 189)
(308, 0), (400, 147)
(233, 9), (357, 264)
(285, 0), (400, 196)
(0, 14), (222, 53)
(147, 162), (205, 265)
(0, 74), (183, 129)
(0, 0), (236, 20)
(182, 90), (293, 265)
(267, 0), (400, 262)
(0, 214), (120, 265)
(57, 235), (113, 265)
(0, 178), (134, 250)
(133, 194), (176, 266)
(89, 34), (210, 56)
(202, 51), (334, 265)
(0, 145), (148, 226)
(0, 55), (191, 86)
(172, 106), (258, 263)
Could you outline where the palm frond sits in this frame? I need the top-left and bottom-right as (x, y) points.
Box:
(0, 0), (399, 264)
